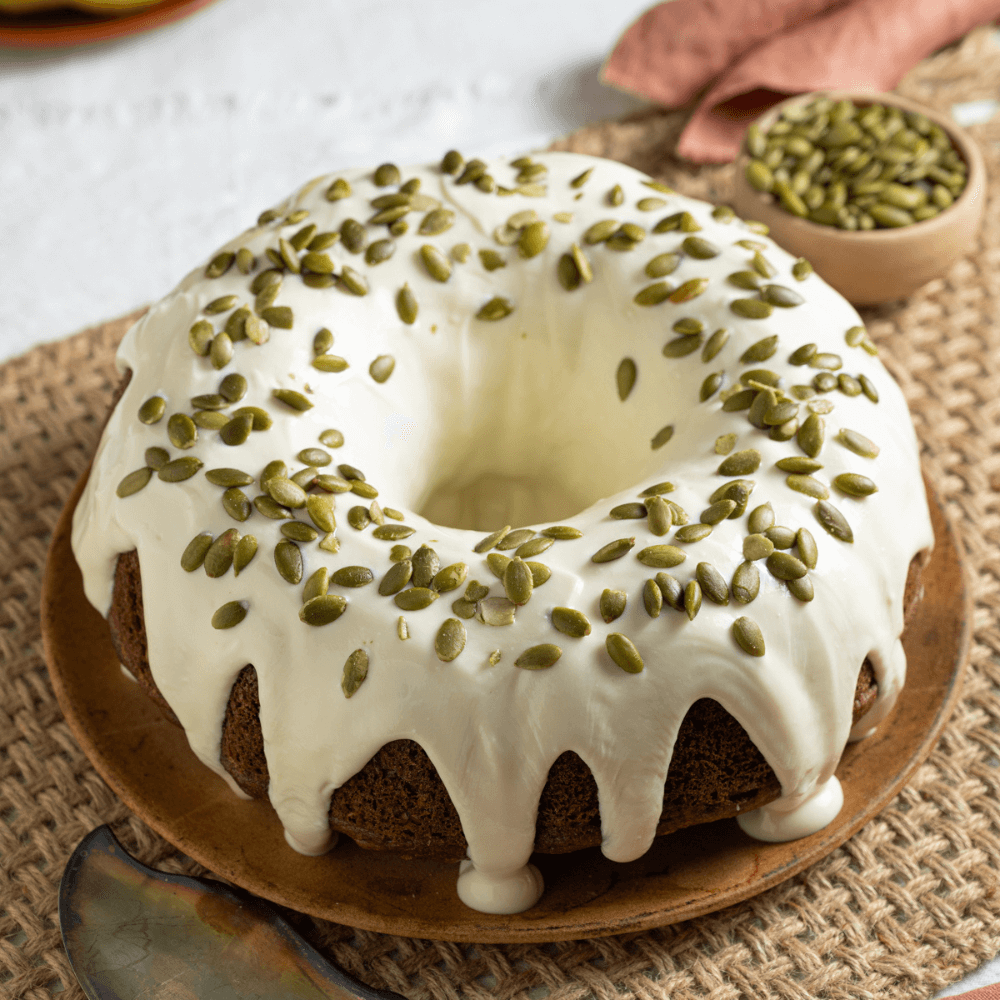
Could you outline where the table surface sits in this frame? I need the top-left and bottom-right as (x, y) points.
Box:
(0, 2), (996, 995)
(0, 0), (650, 363)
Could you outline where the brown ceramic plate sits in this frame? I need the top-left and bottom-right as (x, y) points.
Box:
(0, 0), (216, 47)
(42, 471), (969, 943)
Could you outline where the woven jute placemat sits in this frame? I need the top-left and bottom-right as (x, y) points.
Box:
(4, 27), (1000, 1000)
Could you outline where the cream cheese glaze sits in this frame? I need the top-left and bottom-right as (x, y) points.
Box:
(71, 151), (933, 915)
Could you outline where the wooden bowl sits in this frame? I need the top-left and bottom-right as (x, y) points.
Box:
(731, 91), (986, 306)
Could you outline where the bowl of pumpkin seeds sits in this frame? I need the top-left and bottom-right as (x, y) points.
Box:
(732, 90), (985, 305)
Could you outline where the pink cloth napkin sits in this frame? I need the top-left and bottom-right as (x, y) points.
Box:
(603, 0), (1000, 163)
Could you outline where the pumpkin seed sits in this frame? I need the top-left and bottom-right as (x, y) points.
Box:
(758, 284), (802, 309)
(712, 204), (736, 222)
(859, 373), (879, 401)
(514, 644), (561, 670)
(276, 238), (300, 273)
(486, 552), (510, 579)
(180, 531), (214, 572)
(253, 495), (291, 520)
(324, 177), (352, 201)
(428, 618), (466, 662)
(701, 328), (730, 363)
(714, 433), (737, 456)
(789, 343), (818, 366)
(433, 563), (468, 593)
(116, 467), (152, 498)
(610, 502), (647, 520)
(219, 413), (253, 447)
(637, 544), (685, 568)
(682, 580), (702, 620)
(814, 500), (854, 542)
(592, 537), (635, 563)
(212, 600), (248, 630)
(634, 282), (672, 306)
(188, 320), (214, 356)
(165, 413), (196, 451)
(792, 258), (813, 281)
(602, 633), (641, 674)
(797, 413), (825, 458)
(640, 578), (662, 618)
(730, 298), (773, 319)
(717, 449), (761, 476)
(733, 616), (765, 656)
(476, 297), (513, 321)
(137, 396), (166, 425)
(834, 472), (878, 497)
(409, 545), (438, 587)
(666, 500), (689, 525)
(205, 251), (234, 279)
(813, 372), (838, 393)
(653, 211), (700, 233)
(646, 253), (680, 279)
(290, 224), (317, 252)
(637, 197), (666, 211)
(811, 352), (843, 371)
(313, 428), (343, 450)
(301, 567), (330, 604)
(337, 267), (368, 297)
(607, 184), (624, 206)
(379, 559), (413, 596)
(441, 150), (463, 174)
(595, 588), (625, 623)
(329, 566), (372, 588)
(728, 271), (763, 291)
(504, 557), (533, 605)
(776, 457), (822, 474)
(766, 551), (808, 581)
(837, 428), (880, 458)
(699, 500), (736, 526)
(697, 562), (729, 605)
(651, 425), (675, 449)
(584, 219), (619, 244)
(743, 533), (774, 561)
(675, 523), (712, 543)
(272, 388), (313, 411)
(662, 335), (703, 358)
(204, 528), (239, 577)
(144, 447), (169, 470)
(452, 599), (476, 620)
(465, 581), (490, 602)
(541, 525), (582, 540)
(765, 525), (796, 549)
(526, 561), (551, 586)
(682, 236), (721, 259)
(515, 537), (553, 559)
(494, 528), (534, 551)
(394, 587), (438, 611)
(419, 243), (452, 282)
(786, 474), (830, 499)
(738, 337), (777, 366)
(732, 561), (760, 604)
(204, 294), (238, 315)
(372, 524), (414, 541)
(259, 460), (285, 487)
(243, 314), (268, 345)
(751, 251), (777, 278)
(340, 648), (370, 698)
(387, 284), (419, 329)
(474, 525), (511, 553)
(298, 594), (348, 630)
(267, 476), (307, 509)
(796, 528), (818, 569)
(557, 253), (581, 290)
(158, 457), (202, 482)
(645, 495), (672, 536)
(222, 487), (251, 521)
(615, 358), (636, 402)
(274, 539), (303, 584)
(669, 278), (709, 303)
(519, 221), (549, 258)
(787, 575), (814, 602)
(292, 467), (318, 490)
(475, 597), (516, 627)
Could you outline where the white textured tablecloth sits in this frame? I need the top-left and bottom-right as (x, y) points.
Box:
(0, 0), (648, 362)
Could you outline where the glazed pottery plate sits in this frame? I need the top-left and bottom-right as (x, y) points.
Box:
(42, 471), (969, 943)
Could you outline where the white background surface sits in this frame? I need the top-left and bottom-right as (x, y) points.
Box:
(0, 0), (648, 362)
(0, 1), (995, 993)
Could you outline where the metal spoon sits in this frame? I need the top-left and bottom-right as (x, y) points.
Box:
(59, 825), (407, 1000)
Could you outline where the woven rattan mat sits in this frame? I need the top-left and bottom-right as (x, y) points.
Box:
(4, 28), (1000, 1000)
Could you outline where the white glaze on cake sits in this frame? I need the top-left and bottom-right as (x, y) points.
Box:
(71, 151), (933, 915)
